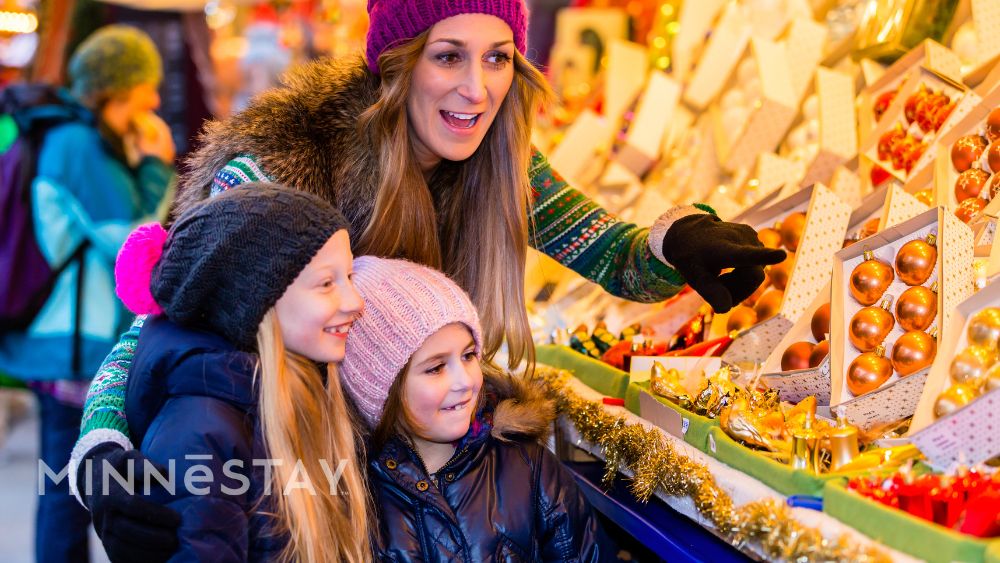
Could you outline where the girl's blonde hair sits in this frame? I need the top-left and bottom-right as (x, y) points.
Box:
(356, 30), (552, 373)
(256, 310), (372, 563)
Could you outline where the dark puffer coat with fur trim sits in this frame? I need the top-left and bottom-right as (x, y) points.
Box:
(369, 373), (613, 562)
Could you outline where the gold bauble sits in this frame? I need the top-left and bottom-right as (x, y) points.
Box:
(933, 383), (979, 418)
(949, 345), (998, 387)
(966, 307), (1000, 350)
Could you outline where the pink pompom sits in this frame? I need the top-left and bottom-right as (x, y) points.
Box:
(115, 222), (168, 315)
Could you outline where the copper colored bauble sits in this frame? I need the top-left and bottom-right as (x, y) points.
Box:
(915, 94), (947, 133)
(859, 217), (881, 239)
(779, 212), (807, 252)
(988, 141), (1000, 174)
(967, 307), (1000, 350)
(987, 108), (1000, 143)
(726, 305), (758, 333)
(890, 136), (920, 172)
(850, 250), (894, 305)
(914, 190), (934, 206)
(954, 168), (990, 201)
(757, 227), (782, 249)
(781, 341), (815, 371)
(891, 330), (936, 376)
(768, 251), (795, 291)
(895, 234), (937, 286)
(754, 289), (783, 322)
(873, 90), (897, 121)
(895, 284), (937, 332)
(811, 303), (831, 342)
(951, 135), (988, 172)
(809, 340), (829, 367)
(847, 345), (893, 396)
(933, 383), (978, 418)
(849, 297), (895, 352)
(955, 198), (988, 224)
(878, 126), (906, 161)
(949, 345), (997, 387)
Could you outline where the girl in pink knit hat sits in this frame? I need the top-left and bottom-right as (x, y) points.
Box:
(339, 256), (612, 561)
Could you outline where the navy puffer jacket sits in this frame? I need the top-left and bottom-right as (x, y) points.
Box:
(370, 372), (614, 562)
(124, 315), (286, 562)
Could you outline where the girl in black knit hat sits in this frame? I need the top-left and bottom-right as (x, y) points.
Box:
(101, 183), (371, 562)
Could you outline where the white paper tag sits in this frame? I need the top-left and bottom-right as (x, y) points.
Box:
(638, 391), (685, 438)
(761, 356), (832, 405)
(910, 387), (1000, 470)
(838, 369), (930, 431)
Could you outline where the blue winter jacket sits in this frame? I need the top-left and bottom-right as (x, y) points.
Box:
(370, 373), (614, 562)
(125, 315), (286, 562)
(0, 106), (174, 380)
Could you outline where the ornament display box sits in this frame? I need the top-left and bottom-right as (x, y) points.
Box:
(909, 277), (1000, 469)
(830, 207), (974, 432)
(723, 184), (852, 364)
(930, 86), (1000, 210)
(823, 479), (1000, 563)
(759, 286), (833, 406)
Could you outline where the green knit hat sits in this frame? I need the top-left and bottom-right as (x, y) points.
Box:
(68, 25), (162, 104)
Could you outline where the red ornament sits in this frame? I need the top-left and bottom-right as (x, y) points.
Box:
(904, 85), (929, 124)
(951, 135), (988, 173)
(870, 164), (892, 187)
(915, 93), (947, 133)
(874, 90), (897, 121)
(987, 141), (1000, 174)
(781, 341), (815, 371)
(932, 100), (955, 132)
(954, 168), (991, 201)
(811, 303), (831, 341)
(878, 125), (906, 161)
(891, 136), (919, 171)
(986, 107), (1000, 143)
(956, 198), (987, 224)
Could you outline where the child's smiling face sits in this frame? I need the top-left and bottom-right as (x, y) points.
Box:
(403, 322), (483, 444)
(274, 230), (364, 363)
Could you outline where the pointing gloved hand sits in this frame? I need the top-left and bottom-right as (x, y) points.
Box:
(660, 213), (786, 313)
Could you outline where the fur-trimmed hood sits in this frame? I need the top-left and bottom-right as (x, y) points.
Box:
(176, 56), (387, 242)
(483, 371), (556, 442)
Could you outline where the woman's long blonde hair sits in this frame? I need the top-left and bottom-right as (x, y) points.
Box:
(356, 31), (552, 372)
(256, 310), (372, 563)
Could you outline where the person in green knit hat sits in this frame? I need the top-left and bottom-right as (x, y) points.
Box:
(71, 3), (785, 561)
(0, 24), (175, 563)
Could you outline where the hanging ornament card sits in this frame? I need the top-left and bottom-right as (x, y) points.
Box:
(722, 184), (851, 364)
(830, 207), (974, 431)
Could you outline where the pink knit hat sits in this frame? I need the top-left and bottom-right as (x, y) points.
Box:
(365, 0), (528, 74)
(340, 256), (483, 428)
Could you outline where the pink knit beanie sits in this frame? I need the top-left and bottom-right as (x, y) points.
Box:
(365, 0), (528, 74)
(340, 256), (483, 428)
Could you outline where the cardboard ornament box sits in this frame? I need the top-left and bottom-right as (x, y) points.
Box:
(830, 207), (974, 432)
(909, 278), (1000, 470)
(929, 86), (1000, 214)
(721, 184), (852, 364)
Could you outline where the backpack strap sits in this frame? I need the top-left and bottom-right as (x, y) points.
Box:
(69, 240), (89, 378)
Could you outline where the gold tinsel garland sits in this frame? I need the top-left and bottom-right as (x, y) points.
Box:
(531, 366), (891, 563)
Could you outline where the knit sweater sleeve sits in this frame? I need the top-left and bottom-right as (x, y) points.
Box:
(527, 148), (689, 303)
(69, 315), (145, 503)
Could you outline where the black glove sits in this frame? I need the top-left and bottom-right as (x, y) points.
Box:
(78, 443), (182, 563)
(661, 213), (786, 313)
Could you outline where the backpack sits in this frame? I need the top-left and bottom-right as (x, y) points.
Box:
(0, 84), (90, 336)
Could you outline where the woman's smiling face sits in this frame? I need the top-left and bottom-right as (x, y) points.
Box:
(406, 13), (516, 171)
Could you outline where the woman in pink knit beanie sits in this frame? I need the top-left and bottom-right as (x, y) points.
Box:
(340, 256), (612, 561)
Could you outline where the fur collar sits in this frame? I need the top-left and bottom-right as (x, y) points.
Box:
(483, 371), (556, 442)
(175, 56), (384, 241)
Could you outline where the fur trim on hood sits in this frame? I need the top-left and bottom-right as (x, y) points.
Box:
(175, 56), (383, 240)
(483, 370), (556, 442)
